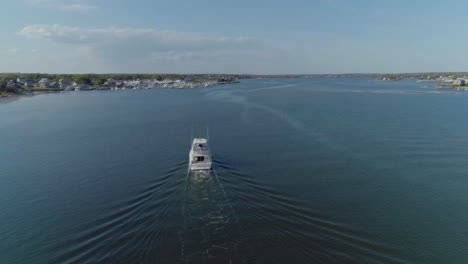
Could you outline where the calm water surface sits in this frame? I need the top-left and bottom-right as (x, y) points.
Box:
(1, 78), (468, 263)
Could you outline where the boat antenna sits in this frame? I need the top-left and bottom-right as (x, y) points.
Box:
(206, 125), (210, 141)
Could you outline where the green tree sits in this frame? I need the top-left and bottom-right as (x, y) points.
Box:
(73, 75), (92, 85)
(95, 79), (106, 87)
(52, 75), (62, 82)
(0, 79), (6, 90)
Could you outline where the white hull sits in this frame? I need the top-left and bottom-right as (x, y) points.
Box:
(189, 159), (212, 170)
(189, 138), (212, 171)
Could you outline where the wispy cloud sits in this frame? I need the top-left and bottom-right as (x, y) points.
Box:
(14, 24), (276, 73)
(17, 24), (259, 52)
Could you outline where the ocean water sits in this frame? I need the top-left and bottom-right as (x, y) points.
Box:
(1, 78), (468, 263)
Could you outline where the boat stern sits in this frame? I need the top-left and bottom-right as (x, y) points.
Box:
(189, 161), (212, 171)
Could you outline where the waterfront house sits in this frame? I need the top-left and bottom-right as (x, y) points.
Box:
(38, 78), (50, 88)
(24, 82), (34, 91)
(6, 80), (20, 88)
(72, 82), (90, 91)
(105, 79), (115, 87)
(58, 79), (72, 90)
(115, 81), (123, 88)
(50, 82), (60, 89)
(453, 79), (466, 86)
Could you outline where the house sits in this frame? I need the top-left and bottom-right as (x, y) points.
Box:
(58, 79), (72, 90)
(38, 78), (50, 88)
(72, 82), (90, 91)
(6, 80), (21, 88)
(453, 79), (466, 86)
(105, 79), (116, 87)
(50, 82), (60, 89)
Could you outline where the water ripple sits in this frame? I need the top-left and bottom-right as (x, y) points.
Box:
(50, 162), (186, 263)
(215, 163), (414, 263)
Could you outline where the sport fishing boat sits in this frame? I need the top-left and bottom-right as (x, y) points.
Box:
(189, 138), (212, 171)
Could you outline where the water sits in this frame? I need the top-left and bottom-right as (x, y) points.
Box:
(1, 78), (468, 263)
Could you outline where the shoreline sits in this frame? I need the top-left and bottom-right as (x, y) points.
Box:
(0, 90), (62, 101)
(0, 82), (233, 101)
(2, 77), (466, 103)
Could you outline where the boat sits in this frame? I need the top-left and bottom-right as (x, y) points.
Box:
(189, 138), (212, 170)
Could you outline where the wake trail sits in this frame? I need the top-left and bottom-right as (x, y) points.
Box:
(205, 85), (345, 152)
(248, 84), (298, 92)
(180, 169), (242, 263)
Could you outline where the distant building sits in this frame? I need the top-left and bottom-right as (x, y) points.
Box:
(50, 82), (60, 89)
(105, 79), (115, 87)
(6, 80), (20, 88)
(72, 82), (90, 90)
(22, 81), (34, 91)
(38, 78), (50, 88)
(453, 79), (466, 86)
(58, 79), (72, 90)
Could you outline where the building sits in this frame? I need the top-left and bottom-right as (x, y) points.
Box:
(38, 78), (50, 88)
(50, 82), (60, 89)
(453, 79), (466, 86)
(105, 79), (115, 87)
(6, 80), (21, 88)
(58, 79), (72, 90)
(72, 82), (89, 91)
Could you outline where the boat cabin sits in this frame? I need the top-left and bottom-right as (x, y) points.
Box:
(189, 138), (212, 170)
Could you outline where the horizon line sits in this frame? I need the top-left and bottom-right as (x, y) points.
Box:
(1, 71), (468, 76)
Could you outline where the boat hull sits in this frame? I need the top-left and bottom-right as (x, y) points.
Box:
(189, 161), (212, 171)
(189, 138), (212, 171)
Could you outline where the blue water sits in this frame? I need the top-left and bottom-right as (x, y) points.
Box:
(1, 78), (468, 263)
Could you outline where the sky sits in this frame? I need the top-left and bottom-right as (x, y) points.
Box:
(1, 0), (468, 74)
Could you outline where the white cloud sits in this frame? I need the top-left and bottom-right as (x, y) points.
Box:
(14, 24), (284, 73)
(16, 24), (260, 63)
(8, 48), (20, 54)
(17, 24), (256, 48)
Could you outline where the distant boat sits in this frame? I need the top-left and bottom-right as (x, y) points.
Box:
(189, 138), (212, 170)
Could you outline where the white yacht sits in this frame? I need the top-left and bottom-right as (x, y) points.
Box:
(189, 138), (212, 170)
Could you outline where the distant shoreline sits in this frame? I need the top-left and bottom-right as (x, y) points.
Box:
(2, 74), (467, 102)
(0, 73), (242, 100)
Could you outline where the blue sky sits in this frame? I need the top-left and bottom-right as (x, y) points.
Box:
(1, 0), (468, 74)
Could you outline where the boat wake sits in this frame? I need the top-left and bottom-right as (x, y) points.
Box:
(180, 169), (242, 263)
(214, 163), (414, 264)
(205, 86), (345, 152)
(48, 161), (187, 263)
